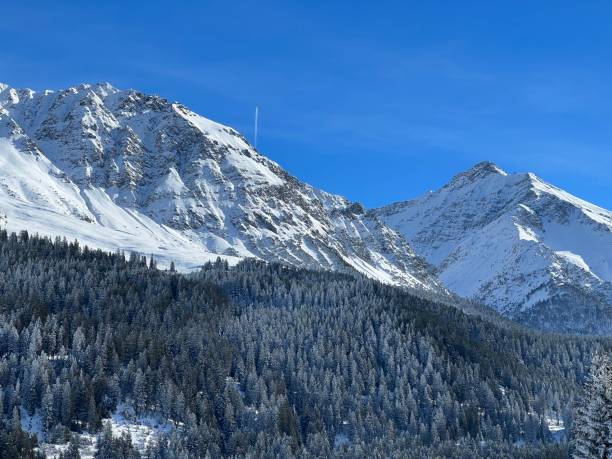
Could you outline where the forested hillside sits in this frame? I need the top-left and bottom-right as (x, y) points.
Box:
(0, 230), (608, 457)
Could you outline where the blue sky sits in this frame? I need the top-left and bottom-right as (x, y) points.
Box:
(2, 1), (611, 208)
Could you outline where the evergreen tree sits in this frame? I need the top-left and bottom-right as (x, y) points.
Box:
(94, 424), (116, 459)
(572, 352), (612, 458)
(58, 435), (81, 459)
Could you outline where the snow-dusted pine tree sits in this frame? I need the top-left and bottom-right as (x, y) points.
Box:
(571, 352), (612, 459)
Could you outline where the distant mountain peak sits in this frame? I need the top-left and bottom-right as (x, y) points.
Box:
(447, 161), (507, 188)
(94, 81), (117, 90)
(470, 160), (506, 174)
(375, 162), (612, 335)
(80, 82), (121, 97)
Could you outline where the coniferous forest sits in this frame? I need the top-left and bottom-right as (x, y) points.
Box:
(0, 230), (609, 458)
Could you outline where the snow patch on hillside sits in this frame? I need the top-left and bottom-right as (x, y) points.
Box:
(37, 404), (173, 458)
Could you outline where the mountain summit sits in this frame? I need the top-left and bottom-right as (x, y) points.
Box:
(0, 82), (444, 292)
(446, 161), (508, 187)
(375, 162), (612, 334)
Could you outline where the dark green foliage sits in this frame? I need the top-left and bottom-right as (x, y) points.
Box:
(0, 230), (607, 457)
(57, 435), (81, 459)
(94, 424), (140, 459)
(570, 352), (612, 458)
(0, 424), (43, 458)
(277, 398), (300, 450)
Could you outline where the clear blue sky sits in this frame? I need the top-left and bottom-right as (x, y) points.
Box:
(2, 1), (611, 209)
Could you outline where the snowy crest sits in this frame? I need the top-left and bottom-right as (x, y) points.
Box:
(375, 162), (612, 334)
(0, 82), (445, 293)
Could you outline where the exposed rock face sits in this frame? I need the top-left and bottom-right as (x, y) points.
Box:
(0, 82), (444, 293)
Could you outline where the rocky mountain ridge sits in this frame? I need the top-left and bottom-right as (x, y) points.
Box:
(375, 161), (612, 334)
(0, 82), (443, 293)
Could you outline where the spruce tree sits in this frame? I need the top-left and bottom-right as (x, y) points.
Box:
(571, 352), (612, 458)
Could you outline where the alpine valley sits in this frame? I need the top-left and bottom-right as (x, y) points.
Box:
(0, 81), (612, 459)
(0, 82), (611, 335)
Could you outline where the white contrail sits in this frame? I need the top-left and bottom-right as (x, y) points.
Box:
(254, 106), (259, 149)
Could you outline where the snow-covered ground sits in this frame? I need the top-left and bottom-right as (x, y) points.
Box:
(545, 416), (566, 443)
(23, 404), (173, 458)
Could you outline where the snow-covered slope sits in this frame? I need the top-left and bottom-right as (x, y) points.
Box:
(375, 162), (612, 334)
(0, 82), (443, 292)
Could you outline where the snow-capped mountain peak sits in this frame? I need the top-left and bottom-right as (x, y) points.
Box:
(0, 82), (445, 294)
(375, 162), (612, 334)
(446, 161), (508, 188)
